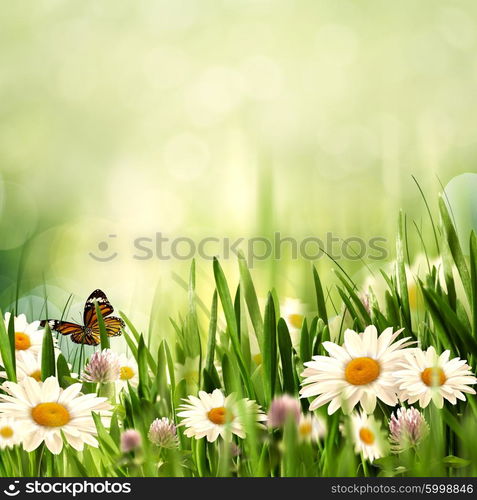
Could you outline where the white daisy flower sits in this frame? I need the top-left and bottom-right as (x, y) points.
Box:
(395, 346), (477, 408)
(11, 350), (43, 382)
(298, 413), (326, 442)
(178, 389), (266, 442)
(1, 313), (56, 362)
(0, 417), (24, 449)
(300, 326), (414, 414)
(348, 412), (387, 462)
(281, 298), (306, 345)
(0, 376), (111, 454)
(1, 350), (76, 384)
(116, 354), (139, 391)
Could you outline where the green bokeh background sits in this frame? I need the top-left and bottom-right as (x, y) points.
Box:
(0, 0), (476, 337)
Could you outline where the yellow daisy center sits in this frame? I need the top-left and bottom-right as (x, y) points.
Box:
(31, 403), (70, 427)
(288, 313), (303, 329)
(252, 353), (263, 365)
(29, 370), (42, 382)
(298, 421), (312, 437)
(421, 367), (446, 387)
(120, 366), (135, 380)
(15, 332), (31, 351)
(0, 426), (14, 439)
(207, 406), (232, 425)
(359, 427), (375, 445)
(345, 357), (380, 385)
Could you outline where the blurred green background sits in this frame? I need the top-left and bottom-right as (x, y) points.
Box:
(1, 0), (476, 338)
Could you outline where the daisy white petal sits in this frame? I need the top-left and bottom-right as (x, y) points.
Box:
(346, 412), (388, 462)
(1, 313), (57, 365)
(396, 347), (477, 409)
(0, 376), (111, 455)
(301, 326), (413, 414)
(178, 389), (265, 442)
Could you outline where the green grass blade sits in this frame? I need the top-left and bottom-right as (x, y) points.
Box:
(277, 318), (295, 395)
(0, 310), (16, 382)
(95, 303), (110, 350)
(470, 231), (477, 340)
(41, 323), (56, 379)
(439, 196), (472, 303)
(238, 253), (264, 345)
(204, 290), (218, 378)
(137, 335), (150, 399)
(313, 265), (329, 325)
(397, 210), (412, 332)
(119, 311), (141, 343)
(213, 257), (254, 398)
(262, 292), (277, 402)
(56, 353), (72, 388)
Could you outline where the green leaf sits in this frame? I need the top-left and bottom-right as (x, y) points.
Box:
(299, 318), (310, 363)
(421, 284), (477, 357)
(282, 417), (299, 477)
(238, 253), (263, 345)
(470, 231), (477, 340)
(92, 412), (119, 457)
(277, 318), (295, 395)
(262, 292), (277, 402)
(213, 257), (254, 398)
(7, 313), (15, 370)
(313, 265), (328, 325)
(439, 196), (472, 303)
(204, 290), (218, 380)
(41, 322), (56, 380)
(137, 335), (150, 399)
(95, 302), (110, 350)
(0, 310), (16, 382)
(202, 366), (221, 392)
(336, 287), (362, 332)
(56, 354), (72, 388)
(121, 329), (138, 359)
(184, 259), (202, 361)
(335, 271), (371, 326)
(221, 353), (234, 395)
(155, 341), (169, 408)
(65, 445), (90, 476)
(193, 437), (208, 477)
(82, 448), (100, 476)
(109, 411), (121, 444)
(396, 210), (412, 331)
(122, 323), (157, 373)
(119, 311), (141, 343)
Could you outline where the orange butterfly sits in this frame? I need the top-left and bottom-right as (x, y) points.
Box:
(41, 289), (124, 346)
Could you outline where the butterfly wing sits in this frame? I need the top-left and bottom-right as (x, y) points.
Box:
(40, 320), (100, 346)
(91, 316), (125, 338)
(83, 289), (114, 327)
(40, 320), (84, 337)
(41, 290), (121, 346)
(71, 328), (100, 346)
